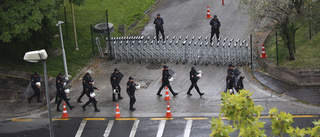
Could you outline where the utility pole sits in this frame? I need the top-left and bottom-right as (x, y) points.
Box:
(56, 21), (70, 80)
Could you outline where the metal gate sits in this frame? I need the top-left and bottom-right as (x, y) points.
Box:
(109, 36), (250, 66)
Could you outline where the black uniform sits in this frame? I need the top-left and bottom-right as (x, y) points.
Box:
(154, 15), (165, 42)
(110, 71), (124, 101)
(81, 82), (100, 112)
(28, 73), (42, 103)
(187, 68), (204, 96)
(55, 73), (63, 103)
(77, 73), (92, 103)
(236, 77), (245, 93)
(209, 15), (221, 43)
(226, 74), (235, 94)
(56, 81), (74, 111)
(157, 68), (178, 96)
(127, 79), (137, 111)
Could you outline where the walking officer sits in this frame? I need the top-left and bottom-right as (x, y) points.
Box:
(81, 79), (100, 112)
(56, 79), (75, 111)
(110, 68), (124, 101)
(55, 73), (63, 103)
(127, 77), (137, 111)
(187, 67), (204, 97)
(236, 76), (245, 93)
(77, 72), (92, 103)
(226, 72), (235, 94)
(154, 13), (165, 42)
(209, 15), (221, 43)
(28, 72), (42, 103)
(157, 65), (178, 96)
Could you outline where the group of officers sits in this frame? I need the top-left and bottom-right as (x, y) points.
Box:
(28, 64), (245, 112)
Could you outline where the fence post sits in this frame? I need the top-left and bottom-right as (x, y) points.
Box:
(90, 24), (94, 55)
(250, 34), (253, 69)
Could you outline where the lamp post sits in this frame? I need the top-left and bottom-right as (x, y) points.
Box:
(23, 49), (54, 137)
(56, 21), (70, 80)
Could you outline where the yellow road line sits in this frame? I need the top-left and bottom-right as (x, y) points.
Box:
(115, 118), (138, 121)
(11, 119), (34, 121)
(83, 118), (106, 121)
(52, 118), (70, 121)
(185, 117), (208, 120)
(293, 115), (319, 118)
(150, 118), (174, 120)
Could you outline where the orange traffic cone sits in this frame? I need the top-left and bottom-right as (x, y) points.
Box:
(114, 103), (122, 118)
(261, 44), (268, 58)
(165, 102), (173, 118)
(164, 86), (171, 101)
(61, 102), (69, 118)
(206, 6), (212, 18)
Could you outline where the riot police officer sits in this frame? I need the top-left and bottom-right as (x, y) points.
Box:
(110, 68), (124, 101)
(77, 72), (92, 103)
(236, 76), (245, 93)
(127, 77), (137, 111)
(56, 79), (75, 111)
(55, 73), (63, 103)
(227, 64), (234, 75)
(157, 65), (178, 96)
(226, 72), (235, 94)
(187, 67), (204, 96)
(209, 15), (221, 43)
(81, 79), (100, 112)
(154, 13), (165, 42)
(28, 72), (42, 103)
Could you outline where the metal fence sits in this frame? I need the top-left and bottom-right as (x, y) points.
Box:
(107, 36), (251, 66)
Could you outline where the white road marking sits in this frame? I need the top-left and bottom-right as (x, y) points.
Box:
(75, 120), (87, 137)
(129, 120), (140, 137)
(154, 76), (162, 87)
(156, 120), (166, 137)
(103, 120), (114, 137)
(184, 120), (193, 137)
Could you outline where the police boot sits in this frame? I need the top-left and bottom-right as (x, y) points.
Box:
(112, 94), (118, 101)
(93, 103), (100, 112)
(118, 93), (123, 100)
(56, 100), (62, 112)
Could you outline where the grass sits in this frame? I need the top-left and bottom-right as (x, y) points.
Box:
(265, 16), (320, 68)
(0, 0), (156, 77)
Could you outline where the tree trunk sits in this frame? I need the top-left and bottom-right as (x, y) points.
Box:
(279, 19), (296, 60)
(71, 3), (79, 50)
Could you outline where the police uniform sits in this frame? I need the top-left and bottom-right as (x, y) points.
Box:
(157, 65), (178, 96)
(236, 76), (245, 93)
(81, 79), (100, 112)
(127, 77), (137, 111)
(110, 68), (124, 101)
(187, 67), (204, 96)
(28, 72), (42, 103)
(226, 72), (235, 94)
(154, 13), (165, 42)
(56, 79), (74, 111)
(209, 15), (221, 43)
(77, 73), (92, 103)
(55, 73), (63, 103)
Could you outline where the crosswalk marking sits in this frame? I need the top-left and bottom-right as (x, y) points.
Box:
(151, 118), (174, 120)
(75, 120), (87, 137)
(184, 120), (193, 137)
(129, 120), (140, 137)
(156, 120), (166, 137)
(103, 120), (114, 137)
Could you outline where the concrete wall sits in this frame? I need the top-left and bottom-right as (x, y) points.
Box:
(256, 31), (320, 86)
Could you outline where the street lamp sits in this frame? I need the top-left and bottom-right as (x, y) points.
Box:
(56, 21), (71, 80)
(23, 49), (54, 137)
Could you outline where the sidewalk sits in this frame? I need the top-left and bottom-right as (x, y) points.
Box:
(252, 70), (320, 106)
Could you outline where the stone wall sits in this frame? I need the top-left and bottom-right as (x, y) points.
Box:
(256, 31), (320, 86)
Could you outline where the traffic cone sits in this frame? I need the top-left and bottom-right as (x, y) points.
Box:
(114, 103), (122, 118)
(222, 0), (225, 5)
(165, 102), (173, 118)
(260, 44), (268, 58)
(164, 86), (171, 101)
(206, 6), (212, 18)
(61, 102), (69, 118)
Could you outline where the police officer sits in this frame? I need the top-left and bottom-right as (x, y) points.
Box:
(81, 79), (100, 112)
(226, 72), (235, 94)
(56, 79), (75, 111)
(227, 64), (234, 75)
(77, 72), (92, 103)
(110, 68), (124, 101)
(28, 72), (42, 103)
(236, 76), (245, 93)
(55, 73), (63, 103)
(187, 67), (204, 96)
(127, 77), (137, 111)
(209, 15), (221, 43)
(154, 13), (165, 42)
(157, 65), (178, 96)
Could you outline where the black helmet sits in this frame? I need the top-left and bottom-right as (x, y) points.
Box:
(157, 13), (160, 16)
(240, 76), (245, 79)
(191, 67), (196, 71)
(85, 72), (90, 76)
(163, 65), (168, 68)
(34, 72), (39, 76)
(114, 68), (119, 72)
(228, 64), (234, 67)
(58, 72), (63, 76)
(213, 15), (217, 18)
(129, 77), (134, 80)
